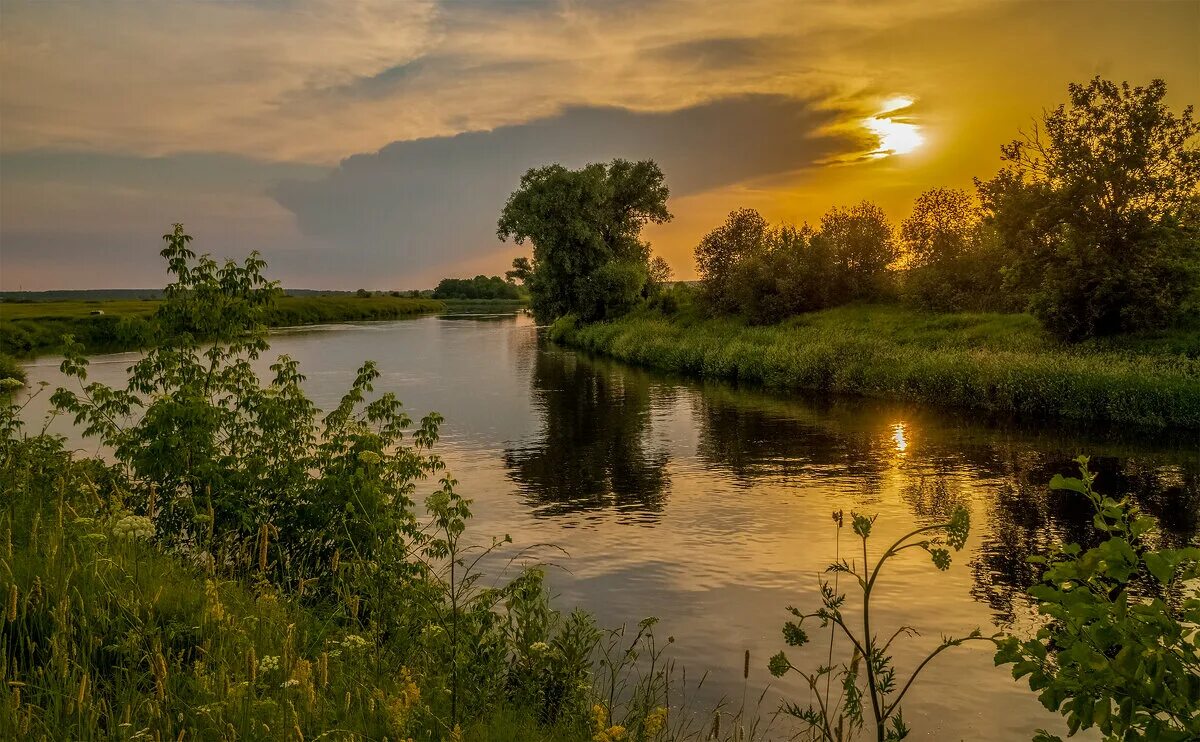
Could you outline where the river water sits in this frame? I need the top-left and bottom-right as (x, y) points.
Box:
(16, 310), (1199, 740)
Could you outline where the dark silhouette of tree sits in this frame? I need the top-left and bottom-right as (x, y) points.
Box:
(432, 275), (523, 300)
(818, 200), (900, 301)
(696, 207), (769, 314)
(497, 159), (672, 323)
(899, 188), (1008, 311)
(977, 77), (1200, 339)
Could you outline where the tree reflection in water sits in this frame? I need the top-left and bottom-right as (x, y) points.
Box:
(503, 348), (671, 517)
(506, 344), (1198, 621)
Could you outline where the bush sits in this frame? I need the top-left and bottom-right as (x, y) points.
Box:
(995, 457), (1200, 740)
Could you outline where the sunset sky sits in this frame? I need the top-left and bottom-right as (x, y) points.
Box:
(2, 0), (1197, 291)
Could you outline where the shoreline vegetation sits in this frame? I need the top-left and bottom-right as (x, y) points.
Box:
(550, 302), (1200, 429)
(497, 78), (1199, 431)
(0, 295), (533, 361)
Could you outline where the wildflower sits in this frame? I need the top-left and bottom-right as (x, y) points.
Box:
(112, 515), (155, 540)
(258, 655), (281, 674)
(279, 679), (299, 688)
(358, 450), (382, 465)
(0, 378), (23, 391)
(529, 641), (550, 654)
(341, 634), (370, 651)
(644, 706), (668, 737)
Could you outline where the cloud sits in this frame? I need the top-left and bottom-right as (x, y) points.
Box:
(272, 94), (853, 274)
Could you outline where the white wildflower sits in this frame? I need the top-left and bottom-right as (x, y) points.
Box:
(112, 515), (155, 540)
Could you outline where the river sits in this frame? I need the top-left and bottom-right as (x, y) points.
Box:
(16, 310), (1199, 740)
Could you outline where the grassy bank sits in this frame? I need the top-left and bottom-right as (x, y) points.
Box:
(0, 295), (446, 358)
(0, 431), (584, 741)
(552, 304), (1200, 428)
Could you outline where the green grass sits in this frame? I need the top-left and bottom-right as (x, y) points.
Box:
(0, 435), (591, 741)
(553, 304), (1200, 428)
(0, 295), (446, 358)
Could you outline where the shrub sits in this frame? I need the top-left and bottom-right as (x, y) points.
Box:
(995, 457), (1200, 740)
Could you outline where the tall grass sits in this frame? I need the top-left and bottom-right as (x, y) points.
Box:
(0, 428), (600, 741)
(553, 304), (1200, 428)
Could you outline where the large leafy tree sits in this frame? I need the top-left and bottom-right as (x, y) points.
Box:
(497, 159), (672, 323)
(899, 188), (1009, 311)
(978, 77), (1200, 339)
(695, 207), (770, 314)
(818, 200), (900, 300)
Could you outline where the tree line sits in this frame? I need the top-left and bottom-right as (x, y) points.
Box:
(500, 77), (1199, 341)
(432, 274), (526, 300)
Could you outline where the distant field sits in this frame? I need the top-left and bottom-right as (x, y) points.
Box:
(0, 295), (446, 358)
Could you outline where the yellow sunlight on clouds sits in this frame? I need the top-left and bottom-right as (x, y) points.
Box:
(864, 96), (924, 157)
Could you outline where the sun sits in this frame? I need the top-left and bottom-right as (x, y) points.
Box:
(864, 96), (924, 157)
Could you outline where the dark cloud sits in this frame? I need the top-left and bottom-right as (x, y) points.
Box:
(648, 36), (774, 70)
(272, 94), (852, 273)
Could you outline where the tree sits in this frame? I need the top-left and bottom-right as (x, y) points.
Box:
(977, 77), (1200, 339)
(497, 159), (672, 323)
(432, 275), (523, 300)
(695, 208), (769, 314)
(819, 201), (900, 301)
(901, 188), (979, 267)
(899, 188), (1007, 311)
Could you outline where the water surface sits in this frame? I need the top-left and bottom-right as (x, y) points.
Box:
(17, 311), (1199, 740)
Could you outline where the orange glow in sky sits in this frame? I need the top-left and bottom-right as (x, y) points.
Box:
(865, 97), (924, 157)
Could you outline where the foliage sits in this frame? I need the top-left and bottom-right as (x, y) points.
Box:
(553, 303), (1200, 427)
(49, 226), (440, 591)
(695, 208), (770, 314)
(818, 201), (901, 302)
(433, 275), (525, 301)
(978, 77), (1200, 339)
(0, 354), (25, 398)
(497, 159), (672, 324)
(769, 507), (989, 741)
(898, 189), (1009, 312)
(695, 203), (899, 323)
(995, 457), (1200, 740)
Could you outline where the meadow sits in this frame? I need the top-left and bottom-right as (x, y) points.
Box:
(552, 302), (1200, 429)
(0, 295), (446, 358)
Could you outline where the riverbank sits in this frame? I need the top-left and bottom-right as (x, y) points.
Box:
(0, 428), (587, 741)
(551, 304), (1200, 428)
(0, 295), (446, 358)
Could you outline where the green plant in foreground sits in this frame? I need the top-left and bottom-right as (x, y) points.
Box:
(769, 507), (991, 741)
(995, 456), (1200, 741)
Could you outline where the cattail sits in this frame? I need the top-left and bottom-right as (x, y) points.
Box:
(744, 649), (750, 679)
(712, 711), (720, 740)
(293, 724), (303, 742)
(147, 484), (157, 521)
(258, 524), (269, 572)
(248, 647), (258, 684)
(76, 673), (89, 711)
(319, 652), (329, 689)
(344, 691), (351, 713)
(331, 549), (340, 573)
(348, 595), (360, 619)
(8, 585), (17, 622)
